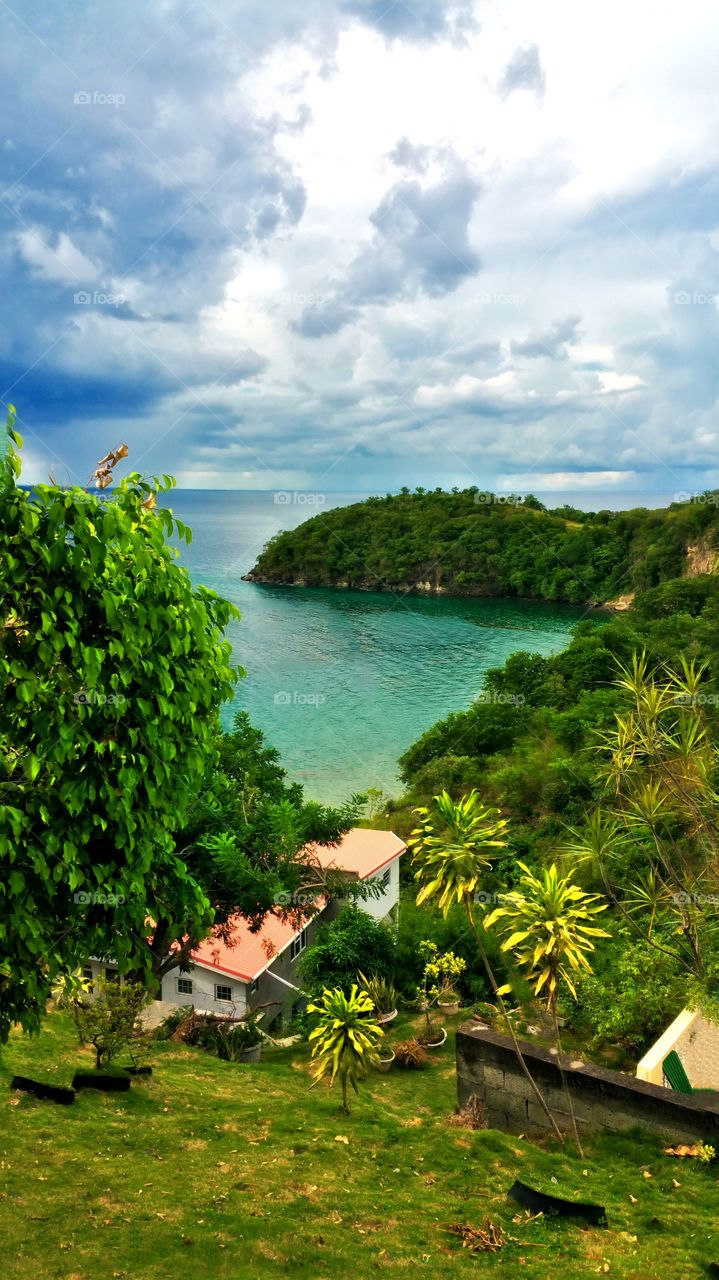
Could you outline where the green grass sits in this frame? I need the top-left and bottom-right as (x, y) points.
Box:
(1, 1010), (717, 1278)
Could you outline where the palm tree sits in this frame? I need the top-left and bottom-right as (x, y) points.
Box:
(408, 790), (564, 1143)
(485, 861), (609, 1155)
(307, 985), (383, 1113)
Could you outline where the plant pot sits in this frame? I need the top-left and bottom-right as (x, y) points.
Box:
(376, 1050), (395, 1073)
(419, 1027), (447, 1050)
(238, 1043), (262, 1063)
(438, 1001), (459, 1016)
(378, 1008), (398, 1026)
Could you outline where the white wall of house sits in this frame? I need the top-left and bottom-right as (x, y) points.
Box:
(637, 1007), (719, 1088)
(158, 966), (248, 1018)
(360, 856), (401, 921)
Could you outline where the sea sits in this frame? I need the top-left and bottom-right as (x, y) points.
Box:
(168, 491), (591, 804)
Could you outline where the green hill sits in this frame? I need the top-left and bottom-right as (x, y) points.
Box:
(245, 489), (719, 606)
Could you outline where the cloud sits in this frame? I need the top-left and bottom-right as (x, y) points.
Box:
(511, 315), (582, 359)
(342, 0), (475, 42)
(499, 43), (546, 99)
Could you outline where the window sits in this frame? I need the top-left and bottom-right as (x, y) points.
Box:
(105, 967), (119, 983)
(82, 966), (93, 982)
(250, 979), (259, 995)
(215, 984), (232, 1003)
(379, 868), (391, 892)
(177, 977), (193, 995)
(290, 928), (307, 961)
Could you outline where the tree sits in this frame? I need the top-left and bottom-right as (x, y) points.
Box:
(71, 977), (148, 1069)
(140, 711), (367, 988)
(409, 789), (564, 1142)
(297, 904), (396, 994)
(568, 653), (719, 998)
(0, 409), (239, 1038)
(307, 985), (383, 1113)
(485, 862), (609, 1154)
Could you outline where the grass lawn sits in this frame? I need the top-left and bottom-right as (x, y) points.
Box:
(1, 1009), (717, 1278)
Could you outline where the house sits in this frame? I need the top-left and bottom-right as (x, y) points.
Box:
(85, 827), (405, 1027)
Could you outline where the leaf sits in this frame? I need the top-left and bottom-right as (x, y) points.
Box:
(334, 1135), (349, 1145)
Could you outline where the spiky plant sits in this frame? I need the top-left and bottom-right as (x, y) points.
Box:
(485, 862), (609, 1154)
(409, 789), (564, 1143)
(307, 985), (383, 1113)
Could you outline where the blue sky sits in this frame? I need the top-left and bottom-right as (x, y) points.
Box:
(2, 0), (719, 498)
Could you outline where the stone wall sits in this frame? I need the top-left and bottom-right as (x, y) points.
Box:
(457, 1021), (719, 1144)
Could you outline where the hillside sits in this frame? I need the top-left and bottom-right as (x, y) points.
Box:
(245, 490), (719, 606)
(2, 1010), (718, 1279)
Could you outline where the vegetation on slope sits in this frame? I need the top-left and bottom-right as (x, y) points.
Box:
(2, 1010), (718, 1280)
(247, 488), (719, 605)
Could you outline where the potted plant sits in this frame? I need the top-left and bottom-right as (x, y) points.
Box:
(376, 1045), (395, 1073)
(357, 972), (398, 1024)
(417, 1021), (447, 1050)
(416, 941), (466, 1046)
(394, 1039), (428, 1069)
(217, 1015), (263, 1063)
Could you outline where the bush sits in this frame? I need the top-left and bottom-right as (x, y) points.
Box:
(394, 1040), (428, 1069)
(297, 905), (396, 993)
(71, 978), (148, 1069)
(154, 1005), (193, 1040)
(571, 928), (685, 1053)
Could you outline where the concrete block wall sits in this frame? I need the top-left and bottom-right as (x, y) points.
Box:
(457, 1021), (719, 1144)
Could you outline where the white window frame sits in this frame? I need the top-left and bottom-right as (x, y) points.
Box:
(290, 928), (308, 961)
(177, 977), (193, 996)
(214, 983), (233, 1003)
(250, 978), (259, 995)
(379, 867), (391, 892)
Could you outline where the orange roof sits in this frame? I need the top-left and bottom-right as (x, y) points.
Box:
(190, 906), (319, 983)
(306, 827), (406, 879)
(188, 829), (405, 982)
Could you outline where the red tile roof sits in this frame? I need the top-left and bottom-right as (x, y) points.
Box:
(189, 829), (405, 981)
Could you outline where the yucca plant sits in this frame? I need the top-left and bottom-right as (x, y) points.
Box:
(356, 971), (397, 1017)
(485, 862), (609, 1154)
(307, 985), (383, 1113)
(409, 789), (564, 1142)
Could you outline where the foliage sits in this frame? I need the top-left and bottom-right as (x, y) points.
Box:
(297, 904), (396, 994)
(248, 486), (719, 605)
(307, 985), (383, 1112)
(393, 1038), (428, 1069)
(485, 863), (609, 1004)
(144, 710), (365, 986)
(154, 1005), (194, 1040)
(571, 927), (686, 1052)
(356, 971), (397, 1015)
(409, 790), (509, 915)
(71, 977), (148, 1069)
(568, 653), (719, 991)
(0, 408), (240, 1037)
(417, 939), (466, 1004)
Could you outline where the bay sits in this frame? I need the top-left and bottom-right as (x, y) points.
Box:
(169, 491), (590, 803)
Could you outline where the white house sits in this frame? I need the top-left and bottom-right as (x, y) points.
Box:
(86, 828), (405, 1027)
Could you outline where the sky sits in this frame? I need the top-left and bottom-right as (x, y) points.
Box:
(1, 0), (719, 500)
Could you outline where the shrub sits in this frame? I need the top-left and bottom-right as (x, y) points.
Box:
(154, 1005), (194, 1040)
(357, 972), (397, 1016)
(71, 978), (148, 1069)
(297, 904), (396, 993)
(307, 985), (383, 1112)
(394, 1039), (428, 1069)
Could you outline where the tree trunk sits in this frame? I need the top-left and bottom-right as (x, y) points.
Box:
(467, 905), (564, 1145)
(551, 995), (584, 1157)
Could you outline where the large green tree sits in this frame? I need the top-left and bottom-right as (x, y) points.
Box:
(0, 410), (239, 1038)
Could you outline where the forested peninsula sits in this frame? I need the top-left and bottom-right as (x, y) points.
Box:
(245, 488), (719, 606)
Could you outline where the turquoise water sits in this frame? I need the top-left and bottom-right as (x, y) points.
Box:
(169, 491), (590, 803)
